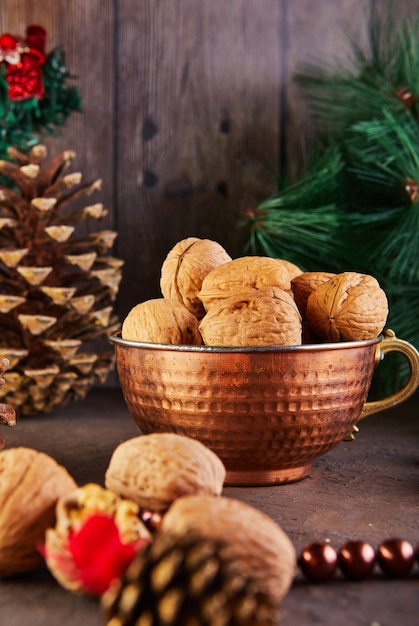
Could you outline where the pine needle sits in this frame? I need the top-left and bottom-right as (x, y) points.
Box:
(294, 8), (419, 138)
(345, 110), (419, 282)
(241, 148), (347, 270)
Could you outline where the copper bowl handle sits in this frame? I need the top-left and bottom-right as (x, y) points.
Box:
(345, 330), (419, 441)
(359, 329), (419, 419)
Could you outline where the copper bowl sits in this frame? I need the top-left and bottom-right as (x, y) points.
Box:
(109, 329), (419, 486)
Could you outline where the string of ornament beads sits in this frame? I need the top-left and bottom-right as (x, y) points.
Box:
(298, 538), (418, 582)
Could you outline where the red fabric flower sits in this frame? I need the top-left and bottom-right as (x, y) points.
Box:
(68, 513), (150, 596)
(0, 24), (46, 100)
(40, 512), (150, 597)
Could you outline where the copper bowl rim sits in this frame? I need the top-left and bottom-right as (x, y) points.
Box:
(109, 331), (382, 354)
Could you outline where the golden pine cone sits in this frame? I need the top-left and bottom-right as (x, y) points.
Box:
(102, 531), (279, 626)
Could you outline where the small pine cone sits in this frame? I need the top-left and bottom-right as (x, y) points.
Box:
(102, 531), (279, 626)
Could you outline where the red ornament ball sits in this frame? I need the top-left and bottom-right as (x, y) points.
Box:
(299, 542), (338, 582)
(377, 538), (415, 577)
(338, 540), (376, 580)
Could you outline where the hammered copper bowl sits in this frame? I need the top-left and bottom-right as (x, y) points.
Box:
(109, 330), (419, 486)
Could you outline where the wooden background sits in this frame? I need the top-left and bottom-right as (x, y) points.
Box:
(0, 0), (417, 386)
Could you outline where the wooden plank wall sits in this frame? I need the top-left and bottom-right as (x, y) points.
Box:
(1, 0), (414, 386)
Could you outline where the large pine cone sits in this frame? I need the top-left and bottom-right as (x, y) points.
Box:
(0, 145), (122, 415)
(102, 531), (279, 626)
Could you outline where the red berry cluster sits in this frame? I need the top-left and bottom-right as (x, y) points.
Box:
(298, 538), (418, 582)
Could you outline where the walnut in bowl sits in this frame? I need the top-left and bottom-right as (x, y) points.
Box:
(160, 237), (231, 319)
(122, 298), (202, 345)
(306, 272), (389, 342)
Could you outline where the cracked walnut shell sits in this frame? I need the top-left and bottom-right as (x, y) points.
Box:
(0, 447), (77, 577)
(199, 288), (302, 347)
(161, 494), (297, 603)
(105, 433), (226, 512)
(160, 237), (232, 319)
(306, 271), (389, 342)
(121, 298), (202, 345)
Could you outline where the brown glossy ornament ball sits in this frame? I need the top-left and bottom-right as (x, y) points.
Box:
(139, 509), (164, 533)
(377, 538), (415, 577)
(338, 541), (376, 580)
(299, 542), (338, 582)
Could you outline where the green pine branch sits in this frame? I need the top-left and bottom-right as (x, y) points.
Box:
(239, 4), (419, 395)
(344, 109), (419, 282)
(241, 148), (348, 271)
(294, 8), (419, 139)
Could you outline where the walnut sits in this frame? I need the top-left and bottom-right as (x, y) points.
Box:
(121, 298), (202, 345)
(291, 271), (336, 318)
(161, 494), (297, 603)
(278, 258), (303, 280)
(198, 256), (292, 312)
(198, 287), (302, 347)
(160, 237), (232, 319)
(105, 433), (226, 512)
(0, 447), (77, 577)
(306, 271), (389, 342)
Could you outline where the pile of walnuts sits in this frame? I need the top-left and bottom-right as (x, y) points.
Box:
(121, 237), (389, 347)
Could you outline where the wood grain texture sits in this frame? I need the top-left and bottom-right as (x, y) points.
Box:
(115, 0), (283, 315)
(283, 0), (371, 179)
